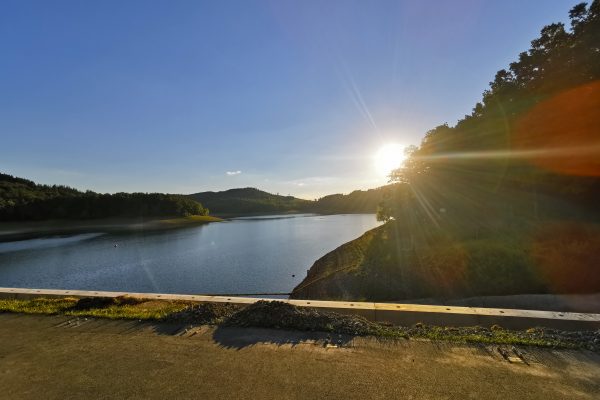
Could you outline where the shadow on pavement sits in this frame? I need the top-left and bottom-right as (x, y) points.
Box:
(150, 322), (190, 336)
(212, 325), (354, 350)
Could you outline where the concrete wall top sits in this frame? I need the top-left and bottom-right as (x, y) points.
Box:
(1, 287), (599, 325)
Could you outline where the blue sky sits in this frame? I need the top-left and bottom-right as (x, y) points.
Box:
(0, 0), (578, 198)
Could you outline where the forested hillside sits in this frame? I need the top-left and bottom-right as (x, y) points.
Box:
(1, 174), (388, 221)
(189, 188), (310, 216)
(309, 187), (387, 214)
(293, 2), (600, 301)
(0, 173), (208, 221)
(380, 0), (600, 230)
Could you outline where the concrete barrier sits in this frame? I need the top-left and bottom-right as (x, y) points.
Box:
(1, 287), (599, 331)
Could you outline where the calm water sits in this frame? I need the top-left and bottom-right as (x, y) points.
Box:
(0, 214), (380, 295)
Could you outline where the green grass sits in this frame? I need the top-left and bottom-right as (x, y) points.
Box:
(406, 328), (569, 348)
(68, 302), (189, 320)
(0, 297), (189, 320)
(0, 297), (77, 314)
(366, 324), (573, 348)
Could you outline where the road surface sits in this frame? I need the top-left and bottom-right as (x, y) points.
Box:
(0, 313), (599, 399)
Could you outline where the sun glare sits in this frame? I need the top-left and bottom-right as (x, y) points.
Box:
(374, 143), (405, 177)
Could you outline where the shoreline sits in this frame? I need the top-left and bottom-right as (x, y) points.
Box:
(0, 215), (223, 242)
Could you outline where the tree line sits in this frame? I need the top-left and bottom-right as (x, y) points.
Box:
(380, 1), (600, 233)
(0, 173), (208, 221)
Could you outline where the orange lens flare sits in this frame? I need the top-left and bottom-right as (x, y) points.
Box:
(530, 222), (600, 293)
(514, 81), (600, 176)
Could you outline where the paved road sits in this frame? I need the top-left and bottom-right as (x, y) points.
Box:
(0, 313), (599, 399)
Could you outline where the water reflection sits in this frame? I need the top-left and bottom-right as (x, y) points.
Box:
(0, 214), (381, 296)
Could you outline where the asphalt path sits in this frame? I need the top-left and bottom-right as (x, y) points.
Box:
(0, 314), (599, 399)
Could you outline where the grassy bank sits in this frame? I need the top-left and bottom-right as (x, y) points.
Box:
(292, 221), (600, 301)
(1, 297), (597, 351)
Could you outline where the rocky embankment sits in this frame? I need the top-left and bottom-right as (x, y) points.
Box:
(290, 227), (381, 300)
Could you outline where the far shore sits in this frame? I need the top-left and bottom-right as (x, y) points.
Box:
(210, 210), (378, 218)
(0, 215), (223, 242)
(211, 210), (313, 218)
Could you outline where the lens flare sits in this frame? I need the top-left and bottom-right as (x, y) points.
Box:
(374, 143), (405, 176)
(514, 81), (600, 176)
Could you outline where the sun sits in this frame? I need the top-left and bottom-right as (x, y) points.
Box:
(374, 143), (405, 177)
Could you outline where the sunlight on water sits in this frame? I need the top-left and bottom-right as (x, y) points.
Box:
(0, 233), (104, 253)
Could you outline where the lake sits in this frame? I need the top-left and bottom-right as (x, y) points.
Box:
(0, 214), (381, 296)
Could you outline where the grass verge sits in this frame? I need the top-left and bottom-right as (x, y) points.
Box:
(0, 297), (189, 320)
(0, 298), (596, 351)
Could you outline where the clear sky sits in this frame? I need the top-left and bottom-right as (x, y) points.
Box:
(0, 0), (579, 199)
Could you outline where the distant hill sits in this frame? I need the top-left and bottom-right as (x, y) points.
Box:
(0, 173), (207, 221)
(188, 186), (391, 216)
(188, 188), (310, 216)
(1, 173), (390, 221)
